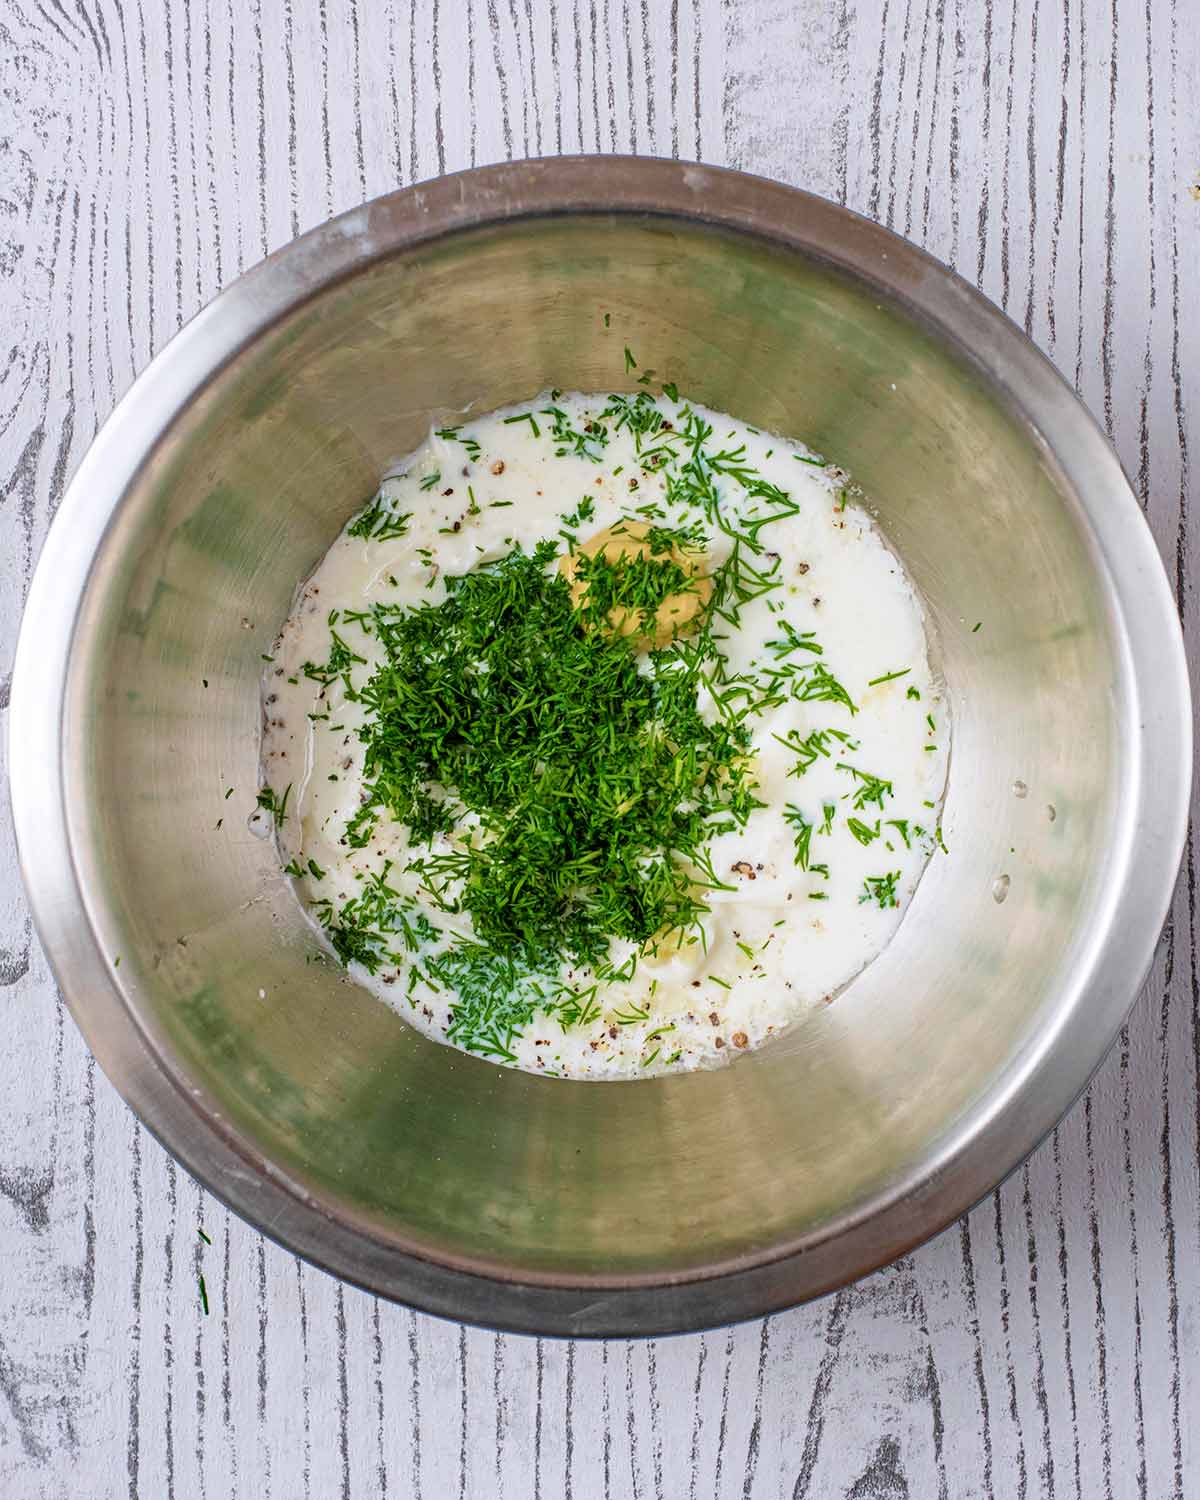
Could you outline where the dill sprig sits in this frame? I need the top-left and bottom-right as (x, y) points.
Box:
(836, 762), (894, 810)
(563, 495), (596, 529)
(301, 629), (366, 689)
(348, 497), (412, 542)
(571, 547), (697, 635)
(312, 863), (438, 975)
(860, 871), (901, 908)
(256, 783), (291, 827)
(773, 727), (834, 777)
(783, 805), (814, 869)
(794, 661), (857, 714)
(343, 541), (762, 1053)
(435, 425), (482, 461)
(541, 404), (609, 461)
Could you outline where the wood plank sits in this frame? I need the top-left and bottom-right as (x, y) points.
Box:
(0, 0), (1196, 1494)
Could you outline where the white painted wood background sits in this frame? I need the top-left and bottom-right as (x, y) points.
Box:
(1, 0), (1197, 1494)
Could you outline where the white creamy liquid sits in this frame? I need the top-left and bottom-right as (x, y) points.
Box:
(262, 390), (948, 1078)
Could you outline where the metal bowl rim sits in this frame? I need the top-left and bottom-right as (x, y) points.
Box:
(9, 156), (1192, 1337)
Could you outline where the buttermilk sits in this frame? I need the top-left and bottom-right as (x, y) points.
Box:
(261, 383), (949, 1078)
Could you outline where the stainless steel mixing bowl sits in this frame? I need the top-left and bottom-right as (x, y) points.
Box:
(10, 158), (1191, 1336)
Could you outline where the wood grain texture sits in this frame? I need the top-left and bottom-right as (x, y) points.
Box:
(1, 0), (1197, 1494)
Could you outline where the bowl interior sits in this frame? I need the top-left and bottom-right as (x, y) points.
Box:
(63, 211), (1124, 1283)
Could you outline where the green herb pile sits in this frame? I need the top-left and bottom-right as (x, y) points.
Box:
(332, 537), (759, 1057)
(291, 384), (945, 1061)
(571, 545), (698, 634)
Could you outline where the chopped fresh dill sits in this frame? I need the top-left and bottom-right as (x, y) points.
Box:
(860, 871), (901, 908)
(435, 425), (482, 461)
(554, 984), (603, 1029)
(312, 862), (439, 977)
(767, 621), (822, 658)
(301, 629), (366, 688)
(502, 411), (541, 437)
(542, 405), (608, 461)
(774, 728), (834, 777)
(783, 805), (814, 869)
(349, 498), (412, 542)
(256, 783), (291, 827)
(283, 383), (937, 1065)
(836, 762), (894, 810)
(563, 495), (597, 529)
(571, 546), (697, 635)
(338, 539), (761, 1054)
(794, 662), (857, 714)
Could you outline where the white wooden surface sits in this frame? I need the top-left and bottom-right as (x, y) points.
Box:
(1, 1), (1197, 1495)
